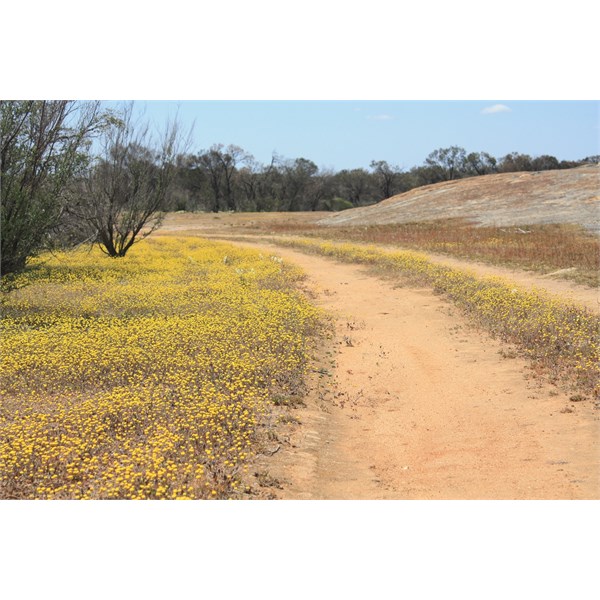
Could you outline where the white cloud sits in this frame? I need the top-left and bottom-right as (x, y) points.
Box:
(367, 114), (393, 120)
(481, 104), (511, 114)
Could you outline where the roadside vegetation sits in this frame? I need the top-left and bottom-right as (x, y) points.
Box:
(272, 237), (600, 399)
(257, 220), (600, 287)
(0, 237), (321, 499)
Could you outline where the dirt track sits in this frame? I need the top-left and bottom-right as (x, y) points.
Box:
(218, 240), (599, 500)
(159, 211), (600, 313)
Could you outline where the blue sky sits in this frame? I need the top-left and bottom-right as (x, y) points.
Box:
(120, 100), (599, 171)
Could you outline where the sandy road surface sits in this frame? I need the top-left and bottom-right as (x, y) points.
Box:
(225, 241), (599, 500)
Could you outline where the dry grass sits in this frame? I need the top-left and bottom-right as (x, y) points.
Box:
(261, 220), (599, 287)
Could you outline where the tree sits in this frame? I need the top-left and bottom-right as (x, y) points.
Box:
(254, 155), (283, 211)
(370, 160), (401, 199)
(237, 159), (260, 210)
(307, 168), (335, 211)
(236, 156), (285, 211)
(280, 157), (319, 211)
(71, 103), (185, 258)
(579, 155), (600, 164)
(0, 100), (103, 276)
(335, 168), (376, 206)
(531, 154), (560, 171)
(423, 146), (467, 182)
(195, 144), (250, 212)
(464, 151), (497, 176)
(498, 152), (533, 173)
(164, 153), (206, 212)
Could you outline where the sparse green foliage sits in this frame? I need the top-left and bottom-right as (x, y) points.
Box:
(0, 100), (103, 276)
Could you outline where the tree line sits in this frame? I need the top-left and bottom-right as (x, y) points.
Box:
(1, 100), (597, 277)
(171, 145), (596, 214)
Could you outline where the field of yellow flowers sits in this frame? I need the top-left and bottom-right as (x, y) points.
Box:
(0, 238), (321, 499)
(275, 237), (599, 398)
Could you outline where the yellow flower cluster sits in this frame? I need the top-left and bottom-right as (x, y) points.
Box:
(276, 237), (599, 397)
(0, 238), (320, 499)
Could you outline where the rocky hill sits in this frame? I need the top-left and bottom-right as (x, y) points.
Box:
(319, 164), (599, 233)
